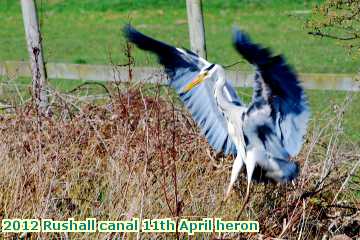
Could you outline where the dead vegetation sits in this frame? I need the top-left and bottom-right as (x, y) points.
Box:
(0, 81), (359, 239)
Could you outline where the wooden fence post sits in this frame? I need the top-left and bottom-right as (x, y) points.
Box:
(20, 0), (48, 113)
(186, 0), (207, 59)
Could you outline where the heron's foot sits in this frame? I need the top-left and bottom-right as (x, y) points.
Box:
(235, 183), (251, 220)
(207, 149), (224, 169)
(212, 198), (227, 216)
(236, 194), (250, 220)
(225, 181), (237, 202)
(212, 185), (235, 216)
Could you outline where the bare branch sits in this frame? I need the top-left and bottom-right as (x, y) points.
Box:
(308, 31), (359, 40)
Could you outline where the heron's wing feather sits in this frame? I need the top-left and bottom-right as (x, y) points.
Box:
(224, 81), (242, 106)
(124, 25), (240, 155)
(233, 29), (310, 157)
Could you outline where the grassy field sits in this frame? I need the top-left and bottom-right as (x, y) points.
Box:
(0, 0), (359, 73)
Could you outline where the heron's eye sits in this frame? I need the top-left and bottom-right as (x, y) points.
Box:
(203, 72), (208, 76)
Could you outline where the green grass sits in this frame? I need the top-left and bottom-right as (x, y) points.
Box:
(0, 0), (359, 73)
(0, 76), (102, 102)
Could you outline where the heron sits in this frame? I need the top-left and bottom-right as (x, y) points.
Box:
(123, 25), (310, 209)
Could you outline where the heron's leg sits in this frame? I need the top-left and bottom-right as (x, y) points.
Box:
(225, 154), (243, 200)
(212, 155), (243, 217)
(236, 151), (257, 219)
(244, 156), (256, 201)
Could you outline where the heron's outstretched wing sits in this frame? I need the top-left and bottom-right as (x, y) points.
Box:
(124, 25), (242, 155)
(233, 29), (310, 157)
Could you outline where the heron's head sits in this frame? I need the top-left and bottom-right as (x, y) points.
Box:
(182, 64), (217, 93)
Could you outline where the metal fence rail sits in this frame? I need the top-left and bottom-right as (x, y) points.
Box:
(1, 61), (359, 91)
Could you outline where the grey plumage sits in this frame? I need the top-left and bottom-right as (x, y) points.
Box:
(123, 24), (240, 155)
(123, 25), (310, 199)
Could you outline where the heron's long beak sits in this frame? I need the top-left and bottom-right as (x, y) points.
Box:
(182, 72), (207, 93)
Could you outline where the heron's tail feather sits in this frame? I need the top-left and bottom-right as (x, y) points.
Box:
(267, 158), (299, 182)
(252, 158), (299, 183)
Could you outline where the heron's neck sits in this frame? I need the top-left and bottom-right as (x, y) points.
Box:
(214, 74), (233, 111)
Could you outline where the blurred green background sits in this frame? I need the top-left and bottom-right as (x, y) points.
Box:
(0, 0), (358, 73)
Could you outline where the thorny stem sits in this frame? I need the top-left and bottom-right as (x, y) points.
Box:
(171, 102), (180, 240)
(137, 88), (150, 240)
(157, 98), (175, 216)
